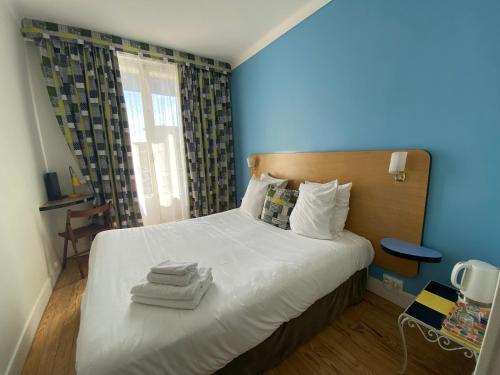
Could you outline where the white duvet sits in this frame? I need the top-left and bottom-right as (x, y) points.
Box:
(76, 209), (373, 375)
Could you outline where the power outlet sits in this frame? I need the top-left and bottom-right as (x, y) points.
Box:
(383, 274), (392, 289)
(392, 277), (403, 292)
(383, 274), (403, 292)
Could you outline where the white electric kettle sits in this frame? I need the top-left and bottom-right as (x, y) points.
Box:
(451, 260), (499, 306)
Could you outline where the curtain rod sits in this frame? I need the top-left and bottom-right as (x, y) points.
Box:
(21, 18), (231, 74)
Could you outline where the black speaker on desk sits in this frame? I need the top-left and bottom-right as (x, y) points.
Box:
(44, 172), (63, 201)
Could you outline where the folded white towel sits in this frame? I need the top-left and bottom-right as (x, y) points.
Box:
(131, 283), (211, 310)
(151, 260), (198, 276)
(131, 267), (212, 301)
(147, 270), (195, 286)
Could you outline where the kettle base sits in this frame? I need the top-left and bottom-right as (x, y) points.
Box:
(458, 294), (492, 308)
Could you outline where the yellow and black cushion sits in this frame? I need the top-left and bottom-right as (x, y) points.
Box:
(260, 187), (299, 229)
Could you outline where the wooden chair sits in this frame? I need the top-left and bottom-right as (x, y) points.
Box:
(58, 201), (113, 278)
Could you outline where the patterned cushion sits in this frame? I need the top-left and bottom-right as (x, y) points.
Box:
(260, 187), (299, 229)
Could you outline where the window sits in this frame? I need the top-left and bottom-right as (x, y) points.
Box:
(118, 53), (189, 225)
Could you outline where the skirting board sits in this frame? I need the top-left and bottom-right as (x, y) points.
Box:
(5, 278), (52, 375)
(367, 276), (415, 309)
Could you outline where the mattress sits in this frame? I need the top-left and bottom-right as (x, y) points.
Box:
(76, 209), (374, 375)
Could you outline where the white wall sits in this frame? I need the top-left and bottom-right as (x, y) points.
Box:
(0, 2), (88, 374)
(0, 2), (55, 374)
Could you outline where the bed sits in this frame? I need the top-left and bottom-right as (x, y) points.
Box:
(76, 149), (431, 374)
(76, 209), (373, 374)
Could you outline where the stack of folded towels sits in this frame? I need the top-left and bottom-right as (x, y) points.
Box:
(131, 260), (213, 310)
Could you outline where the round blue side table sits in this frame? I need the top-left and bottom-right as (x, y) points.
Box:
(380, 238), (442, 263)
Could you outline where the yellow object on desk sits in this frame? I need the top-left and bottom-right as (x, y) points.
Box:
(68, 166), (82, 198)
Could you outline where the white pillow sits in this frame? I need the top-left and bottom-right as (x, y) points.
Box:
(260, 173), (288, 188)
(240, 175), (289, 218)
(305, 180), (351, 207)
(289, 181), (338, 240)
(330, 206), (349, 234)
(305, 180), (352, 235)
(334, 182), (352, 208)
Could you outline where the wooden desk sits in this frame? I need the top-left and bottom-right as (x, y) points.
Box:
(39, 194), (94, 212)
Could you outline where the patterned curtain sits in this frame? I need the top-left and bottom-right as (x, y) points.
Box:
(179, 65), (236, 217)
(36, 38), (142, 227)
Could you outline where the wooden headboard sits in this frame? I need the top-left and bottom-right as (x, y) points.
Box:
(250, 150), (431, 277)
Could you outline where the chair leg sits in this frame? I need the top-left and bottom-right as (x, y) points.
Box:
(70, 238), (85, 279)
(62, 237), (68, 269)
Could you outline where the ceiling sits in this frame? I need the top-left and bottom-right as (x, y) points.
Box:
(10, 0), (330, 67)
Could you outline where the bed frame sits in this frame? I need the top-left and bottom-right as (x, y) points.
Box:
(218, 269), (367, 374)
(249, 150), (431, 277)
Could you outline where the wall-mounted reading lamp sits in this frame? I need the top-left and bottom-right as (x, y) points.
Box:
(389, 151), (407, 182)
(246, 156), (256, 178)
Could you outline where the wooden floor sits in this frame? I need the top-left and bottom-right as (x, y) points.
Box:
(23, 257), (475, 375)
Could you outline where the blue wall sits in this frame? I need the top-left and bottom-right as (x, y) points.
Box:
(231, 0), (500, 295)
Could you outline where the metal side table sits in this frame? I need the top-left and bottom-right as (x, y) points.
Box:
(398, 281), (480, 374)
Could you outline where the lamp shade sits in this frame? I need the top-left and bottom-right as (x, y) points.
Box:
(389, 152), (407, 174)
(246, 156), (256, 168)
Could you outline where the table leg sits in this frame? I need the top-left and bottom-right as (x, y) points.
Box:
(398, 313), (409, 374)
